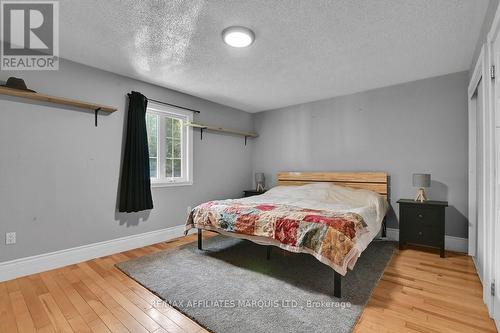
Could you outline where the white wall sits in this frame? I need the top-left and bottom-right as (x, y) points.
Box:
(252, 72), (469, 238)
(0, 59), (254, 262)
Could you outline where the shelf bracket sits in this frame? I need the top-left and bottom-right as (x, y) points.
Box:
(200, 127), (204, 140)
(245, 136), (248, 146)
(94, 107), (102, 127)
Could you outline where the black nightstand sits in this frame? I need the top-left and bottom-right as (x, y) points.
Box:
(243, 190), (266, 197)
(397, 199), (448, 257)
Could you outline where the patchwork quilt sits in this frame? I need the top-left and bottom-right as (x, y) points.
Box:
(185, 200), (369, 274)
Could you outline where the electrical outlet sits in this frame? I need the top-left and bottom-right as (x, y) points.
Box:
(6, 232), (16, 245)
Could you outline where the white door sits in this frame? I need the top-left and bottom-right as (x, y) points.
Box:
(492, 28), (500, 326)
(475, 79), (486, 282)
(469, 85), (478, 257)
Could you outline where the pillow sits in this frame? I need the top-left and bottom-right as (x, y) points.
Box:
(265, 183), (388, 221)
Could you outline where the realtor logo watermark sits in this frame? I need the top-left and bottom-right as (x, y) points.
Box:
(1, 1), (59, 70)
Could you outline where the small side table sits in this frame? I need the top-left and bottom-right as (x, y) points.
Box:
(397, 199), (448, 257)
(243, 190), (267, 198)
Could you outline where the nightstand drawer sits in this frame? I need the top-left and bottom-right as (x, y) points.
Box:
(404, 206), (440, 227)
(405, 224), (440, 247)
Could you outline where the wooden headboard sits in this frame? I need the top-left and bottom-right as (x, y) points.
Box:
(277, 172), (389, 198)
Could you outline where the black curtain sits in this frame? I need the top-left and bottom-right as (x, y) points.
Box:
(119, 91), (153, 212)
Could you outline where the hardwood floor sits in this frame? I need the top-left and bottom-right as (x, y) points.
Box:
(354, 245), (497, 333)
(0, 234), (497, 333)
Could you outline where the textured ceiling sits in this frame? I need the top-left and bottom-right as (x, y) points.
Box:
(58, 0), (489, 112)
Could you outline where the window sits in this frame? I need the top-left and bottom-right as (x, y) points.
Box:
(146, 103), (193, 186)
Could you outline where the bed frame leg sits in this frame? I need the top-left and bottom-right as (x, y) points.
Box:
(334, 271), (341, 298)
(266, 246), (271, 260)
(197, 229), (202, 250)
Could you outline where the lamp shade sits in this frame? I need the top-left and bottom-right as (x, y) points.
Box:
(255, 172), (265, 183)
(412, 173), (431, 188)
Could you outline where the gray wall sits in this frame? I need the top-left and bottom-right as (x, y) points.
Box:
(0, 59), (253, 262)
(252, 71), (469, 238)
(471, 0), (500, 75)
(0, 62), (471, 263)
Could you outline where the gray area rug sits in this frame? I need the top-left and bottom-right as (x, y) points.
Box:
(117, 236), (395, 333)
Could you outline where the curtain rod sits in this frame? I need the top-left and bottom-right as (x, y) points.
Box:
(146, 98), (201, 114)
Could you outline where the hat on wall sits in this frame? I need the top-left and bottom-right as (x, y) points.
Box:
(1, 77), (36, 93)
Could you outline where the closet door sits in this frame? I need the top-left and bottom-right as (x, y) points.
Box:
(469, 83), (478, 257)
(475, 80), (486, 282)
(492, 28), (500, 326)
(468, 49), (489, 308)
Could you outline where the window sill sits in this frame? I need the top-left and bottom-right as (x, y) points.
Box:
(151, 181), (193, 188)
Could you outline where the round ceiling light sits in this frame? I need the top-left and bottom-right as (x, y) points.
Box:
(222, 26), (255, 48)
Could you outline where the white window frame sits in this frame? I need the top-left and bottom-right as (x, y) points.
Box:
(147, 102), (193, 187)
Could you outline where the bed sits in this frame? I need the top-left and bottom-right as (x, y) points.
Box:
(185, 171), (389, 297)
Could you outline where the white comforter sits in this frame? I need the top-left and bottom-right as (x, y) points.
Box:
(237, 183), (388, 255)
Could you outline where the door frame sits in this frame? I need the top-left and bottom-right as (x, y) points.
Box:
(469, 29), (497, 317)
(487, 4), (500, 324)
(467, 45), (484, 259)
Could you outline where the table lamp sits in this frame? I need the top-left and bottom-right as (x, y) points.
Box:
(255, 172), (265, 192)
(413, 173), (431, 202)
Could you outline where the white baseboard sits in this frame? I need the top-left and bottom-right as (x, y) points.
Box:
(386, 228), (400, 241)
(386, 228), (468, 253)
(0, 226), (468, 282)
(444, 235), (469, 253)
(0, 224), (187, 282)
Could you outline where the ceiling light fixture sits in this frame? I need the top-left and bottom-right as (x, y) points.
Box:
(222, 26), (255, 48)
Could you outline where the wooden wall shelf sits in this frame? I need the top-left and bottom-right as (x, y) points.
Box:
(186, 122), (258, 145)
(0, 86), (117, 113)
(0, 86), (117, 126)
